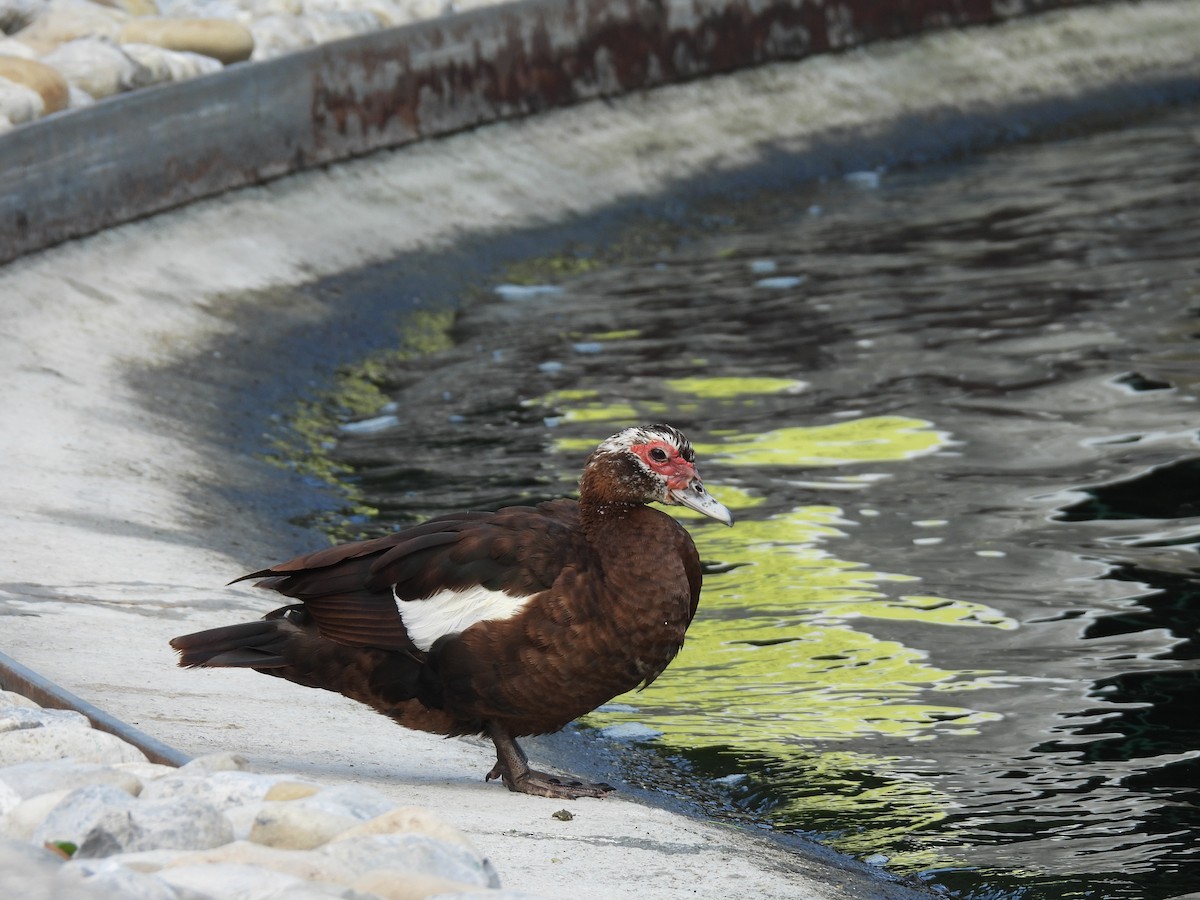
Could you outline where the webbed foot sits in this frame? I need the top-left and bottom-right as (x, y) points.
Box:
(486, 761), (613, 799)
(485, 721), (614, 799)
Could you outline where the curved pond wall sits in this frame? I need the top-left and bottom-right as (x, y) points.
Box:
(1, 0), (1105, 265)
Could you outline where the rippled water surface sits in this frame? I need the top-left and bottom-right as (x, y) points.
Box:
(287, 103), (1200, 898)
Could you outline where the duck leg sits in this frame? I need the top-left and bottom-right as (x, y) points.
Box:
(484, 722), (614, 800)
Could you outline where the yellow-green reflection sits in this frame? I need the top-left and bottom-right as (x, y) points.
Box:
(746, 747), (953, 861)
(585, 501), (1006, 868)
(591, 504), (1008, 741)
(665, 376), (806, 399)
(539, 386), (949, 471)
(263, 309), (454, 541)
(697, 418), (951, 467)
(536, 391), (667, 425)
(534, 386), (1003, 871)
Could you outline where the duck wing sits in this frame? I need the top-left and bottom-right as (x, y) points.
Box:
(233, 501), (581, 653)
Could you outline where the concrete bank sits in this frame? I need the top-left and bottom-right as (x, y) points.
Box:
(2, 2), (1199, 897)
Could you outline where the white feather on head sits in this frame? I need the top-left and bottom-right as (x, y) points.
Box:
(594, 424), (693, 461)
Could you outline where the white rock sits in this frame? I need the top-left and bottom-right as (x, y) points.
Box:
(319, 833), (495, 889)
(0, 38), (37, 59)
(156, 862), (309, 899)
(363, 3), (416, 28)
(57, 857), (180, 900)
(223, 802), (262, 841)
(0, 724), (147, 766)
(247, 14), (317, 60)
(298, 0), (364, 12)
(351, 869), (491, 898)
(32, 783), (138, 849)
(66, 83), (93, 107)
(303, 7), (382, 37)
(112, 761), (177, 783)
(138, 769), (292, 809)
(403, 0), (457, 19)
(0, 74), (42, 125)
(332, 806), (478, 853)
(8, 0), (128, 53)
(179, 751), (251, 774)
(0, 0), (41, 34)
(115, 17), (254, 65)
(294, 784), (397, 822)
(70, 795), (234, 858)
(248, 0), (303, 16)
(39, 37), (153, 99)
(248, 9), (379, 60)
(0, 760), (144, 801)
(272, 883), (366, 899)
(75, 847), (184, 873)
(0, 789), (71, 841)
(0, 840), (103, 900)
(0, 837), (60, 870)
(249, 801), (359, 850)
(0, 695), (36, 717)
(0, 780), (20, 817)
(263, 782), (321, 801)
(156, 0), (248, 20)
(119, 42), (222, 84)
(162, 839), (357, 881)
(0, 707), (91, 733)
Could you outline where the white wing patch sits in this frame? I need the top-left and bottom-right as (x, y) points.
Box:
(398, 585), (534, 652)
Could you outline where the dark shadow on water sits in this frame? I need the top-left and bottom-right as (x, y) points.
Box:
(1057, 459), (1200, 521)
(1086, 565), (1200, 658)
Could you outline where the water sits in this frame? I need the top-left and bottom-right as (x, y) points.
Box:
(284, 103), (1200, 898)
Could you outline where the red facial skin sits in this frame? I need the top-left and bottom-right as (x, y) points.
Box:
(630, 440), (697, 492)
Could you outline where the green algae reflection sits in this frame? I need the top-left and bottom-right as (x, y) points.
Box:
(696, 417), (951, 467)
(590, 501), (1011, 863)
(534, 382), (1010, 869)
(263, 309), (454, 539)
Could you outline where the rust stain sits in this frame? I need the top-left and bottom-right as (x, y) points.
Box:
(306, 0), (1094, 161)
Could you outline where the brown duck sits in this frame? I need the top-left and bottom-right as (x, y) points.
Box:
(170, 424), (732, 799)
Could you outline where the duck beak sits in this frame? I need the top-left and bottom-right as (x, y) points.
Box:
(670, 478), (734, 526)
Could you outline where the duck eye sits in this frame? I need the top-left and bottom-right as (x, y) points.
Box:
(649, 447), (669, 462)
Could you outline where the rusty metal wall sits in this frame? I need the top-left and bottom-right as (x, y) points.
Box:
(0, 0), (1097, 265)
